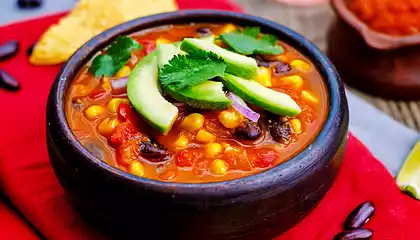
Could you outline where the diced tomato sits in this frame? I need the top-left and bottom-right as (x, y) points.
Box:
(252, 149), (278, 168)
(139, 39), (156, 55)
(117, 141), (140, 167)
(89, 89), (108, 100)
(110, 121), (140, 146)
(223, 147), (253, 171)
(175, 149), (201, 167)
(117, 103), (138, 123)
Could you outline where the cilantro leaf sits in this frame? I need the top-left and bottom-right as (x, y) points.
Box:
(89, 55), (115, 77)
(88, 36), (142, 77)
(159, 50), (226, 90)
(220, 27), (284, 55)
(107, 36), (141, 56)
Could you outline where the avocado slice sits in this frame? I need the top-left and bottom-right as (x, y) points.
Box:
(200, 34), (216, 43)
(167, 81), (232, 110)
(127, 51), (178, 135)
(180, 38), (258, 79)
(157, 43), (232, 110)
(222, 73), (302, 117)
(156, 43), (185, 68)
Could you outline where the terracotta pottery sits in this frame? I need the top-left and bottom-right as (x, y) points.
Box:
(329, 0), (420, 100)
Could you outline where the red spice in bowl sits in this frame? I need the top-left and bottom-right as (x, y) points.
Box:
(332, 0), (420, 49)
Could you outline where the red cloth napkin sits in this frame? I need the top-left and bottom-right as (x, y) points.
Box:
(1, 1), (420, 239)
(0, 198), (39, 240)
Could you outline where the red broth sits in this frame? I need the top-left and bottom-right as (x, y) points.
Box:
(65, 23), (329, 183)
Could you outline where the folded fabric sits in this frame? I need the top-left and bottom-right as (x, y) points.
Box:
(1, 1), (420, 239)
(0, 197), (39, 240)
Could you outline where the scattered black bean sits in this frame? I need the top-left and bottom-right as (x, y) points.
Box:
(196, 27), (212, 37)
(140, 141), (170, 162)
(234, 121), (262, 140)
(0, 69), (20, 91)
(273, 61), (291, 74)
(0, 40), (19, 61)
(17, 0), (42, 9)
(267, 115), (291, 144)
(256, 58), (271, 68)
(334, 228), (373, 240)
(345, 201), (375, 230)
(27, 42), (36, 57)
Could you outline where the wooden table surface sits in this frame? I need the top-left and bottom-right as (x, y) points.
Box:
(237, 0), (420, 131)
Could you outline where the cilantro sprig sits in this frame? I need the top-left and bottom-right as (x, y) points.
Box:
(159, 50), (226, 90)
(88, 36), (142, 77)
(220, 27), (283, 55)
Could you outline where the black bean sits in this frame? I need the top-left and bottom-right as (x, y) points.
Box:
(17, 0), (42, 9)
(256, 58), (271, 68)
(0, 40), (19, 61)
(196, 28), (212, 37)
(27, 42), (36, 57)
(235, 121), (262, 140)
(267, 116), (291, 144)
(0, 69), (20, 91)
(334, 228), (373, 240)
(140, 141), (170, 162)
(345, 201), (375, 230)
(273, 61), (291, 74)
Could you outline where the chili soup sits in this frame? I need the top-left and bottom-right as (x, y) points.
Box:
(65, 23), (328, 183)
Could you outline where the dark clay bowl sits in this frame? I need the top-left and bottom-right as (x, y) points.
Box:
(46, 10), (348, 240)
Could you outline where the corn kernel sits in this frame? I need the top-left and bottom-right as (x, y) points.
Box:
(301, 90), (319, 104)
(220, 23), (236, 33)
(209, 159), (229, 175)
(205, 142), (223, 158)
(255, 66), (272, 87)
(84, 105), (106, 121)
(196, 129), (216, 143)
(128, 160), (145, 177)
(218, 110), (243, 129)
(290, 59), (311, 73)
(181, 113), (204, 132)
(98, 117), (121, 136)
(115, 66), (132, 78)
(174, 135), (189, 149)
(280, 75), (303, 89)
(102, 76), (111, 90)
(289, 119), (302, 134)
(156, 37), (172, 44)
(107, 98), (130, 113)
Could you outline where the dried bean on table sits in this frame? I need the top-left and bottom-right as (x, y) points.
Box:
(334, 228), (373, 240)
(0, 69), (21, 91)
(0, 40), (19, 61)
(344, 201), (375, 230)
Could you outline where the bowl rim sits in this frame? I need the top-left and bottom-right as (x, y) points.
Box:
(332, 0), (420, 50)
(51, 9), (346, 196)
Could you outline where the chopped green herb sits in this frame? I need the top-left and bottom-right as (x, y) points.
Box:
(89, 55), (115, 77)
(88, 36), (142, 77)
(159, 50), (226, 90)
(220, 27), (283, 55)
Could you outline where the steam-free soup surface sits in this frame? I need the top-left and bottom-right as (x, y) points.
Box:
(66, 23), (328, 183)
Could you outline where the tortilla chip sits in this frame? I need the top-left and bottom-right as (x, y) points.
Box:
(30, 0), (178, 65)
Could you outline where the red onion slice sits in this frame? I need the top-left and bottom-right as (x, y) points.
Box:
(173, 102), (186, 107)
(226, 92), (260, 122)
(110, 76), (128, 95)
